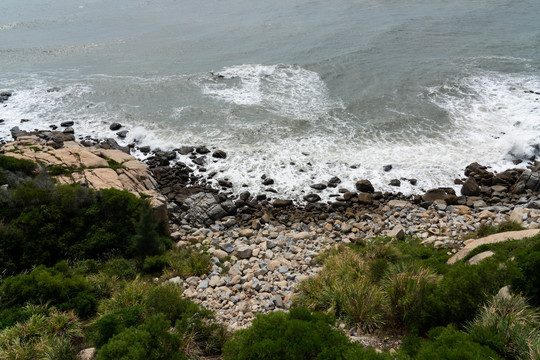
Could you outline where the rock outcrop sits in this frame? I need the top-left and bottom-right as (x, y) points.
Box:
(1, 135), (167, 223)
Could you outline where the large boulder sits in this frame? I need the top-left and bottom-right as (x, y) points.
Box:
(182, 192), (236, 227)
(461, 177), (480, 196)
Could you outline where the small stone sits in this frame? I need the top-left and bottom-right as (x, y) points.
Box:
(116, 130), (128, 138)
(383, 164), (393, 172)
(239, 228), (254, 237)
(356, 180), (374, 193)
(60, 120), (74, 127)
(310, 183), (327, 190)
(212, 150), (227, 158)
(237, 246), (252, 259)
(197, 279), (209, 290)
(303, 194), (321, 203)
(389, 179), (401, 186)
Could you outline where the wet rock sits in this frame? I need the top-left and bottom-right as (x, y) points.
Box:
(178, 146), (194, 155)
(109, 122), (122, 130)
(212, 150), (227, 159)
(193, 157), (206, 166)
(389, 179), (401, 186)
(383, 164), (393, 172)
(357, 192), (373, 204)
(139, 145), (151, 153)
(47, 87), (61, 93)
(273, 199), (293, 207)
(60, 120), (74, 127)
(0, 91), (12, 103)
(303, 194), (321, 203)
(196, 146), (210, 154)
(310, 183), (327, 190)
(461, 177), (480, 196)
(262, 178), (274, 186)
(218, 179), (233, 188)
(356, 179), (374, 193)
(99, 138), (129, 154)
(327, 176), (341, 188)
(422, 188), (447, 203)
(63, 127), (74, 134)
(116, 130), (128, 138)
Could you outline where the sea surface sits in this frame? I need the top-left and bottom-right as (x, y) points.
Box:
(1, 0), (539, 199)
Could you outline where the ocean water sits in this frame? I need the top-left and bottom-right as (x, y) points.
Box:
(1, 0), (539, 200)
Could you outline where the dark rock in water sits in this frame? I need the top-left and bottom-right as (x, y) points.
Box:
(422, 188), (447, 203)
(513, 159), (523, 165)
(109, 122), (122, 130)
(310, 183), (327, 190)
(511, 170), (540, 194)
(100, 138), (129, 154)
(266, 188), (277, 193)
(444, 194), (459, 205)
(262, 178), (274, 186)
(461, 177), (480, 196)
(165, 151), (176, 160)
(212, 150), (227, 159)
(327, 176), (341, 188)
(193, 157), (206, 166)
(80, 140), (95, 147)
(239, 191), (251, 201)
(383, 164), (393, 172)
(139, 145), (151, 153)
(220, 200), (237, 215)
(20, 119), (30, 123)
(343, 192), (356, 201)
(454, 179), (463, 185)
(47, 87), (61, 92)
(196, 146), (210, 154)
(273, 199), (293, 207)
(60, 121), (74, 127)
(178, 146), (194, 155)
(356, 179), (374, 193)
(0, 119), (4, 124)
(0, 91), (12, 103)
(303, 194), (321, 203)
(389, 179), (401, 186)
(218, 179), (233, 188)
(63, 126), (74, 134)
(116, 130), (128, 138)
(256, 194), (267, 201)
(408, 178), (417, 185)
(49, 124), (57, 130)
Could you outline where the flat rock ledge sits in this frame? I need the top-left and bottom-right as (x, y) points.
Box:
(1, 135), (167, 223)
(448, 229), (540, 264)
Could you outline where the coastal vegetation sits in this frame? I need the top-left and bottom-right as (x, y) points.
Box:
(0, 155), (538, 359)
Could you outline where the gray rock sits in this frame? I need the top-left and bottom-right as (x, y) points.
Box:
(278, 265), (289, 273)
(116, 130), (128, 138)
(527, 200), (540, 210)
(237, 246), (252, 259)
(221, 243), (235, 254)
(197, 279), (209, 290)
(303, 194), (321, 203)
(60, 120), (74, 127)
(389, 179), (401, 186)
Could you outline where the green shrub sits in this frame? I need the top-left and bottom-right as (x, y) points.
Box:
(0, 155), (36, 176)
(96, 314), (186, 360)
(467, 293), (540, 360)
(0, 306), (83, 360)
(382, 263), (438, 331)
(412, 326), (504, 359)
(512, 240), (540, 307)
(143, 254), (169, 274)
(0, 262), (97, 318)
(166, 247), (212, 278)
(222, 308), (366, 360)
(102, 258), (137, 280)
(93, 306), (144, 348)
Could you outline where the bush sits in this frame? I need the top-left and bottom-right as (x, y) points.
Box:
(0, 262), (97, 318)
(406, 326), (503, 360)
(0, 155), (36, 176)
(0, 180), (165, 274)
(96, 314), (186, 360)
(467, 293), (540, 360)
(143, 254), (169, 275)
(222, 308), (366, 360)
(512, 240), (540, 307)
(382, 263), (438, 331)
(166, 247), (212, 278)
(93, 306), (144, 348)
(0, 306), (83, 360)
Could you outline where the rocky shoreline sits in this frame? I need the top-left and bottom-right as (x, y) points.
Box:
(2, 124), (540, 351)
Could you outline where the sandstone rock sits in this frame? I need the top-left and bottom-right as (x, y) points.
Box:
(387, 200), (413, 208)
(388, 224), (405, 240)
(468, 251), (495, 265)
(214, 249), (228, 260)
(448, 229), (540, 264)
(77, 348), (96, 360)
(239, 228), (254, 237)
(422, 188), (447, 203)
(509, 209), (526, 224)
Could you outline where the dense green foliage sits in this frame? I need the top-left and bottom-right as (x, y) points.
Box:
(0, 180), (168, 274)
(223, 308), (382, 360)
(0, 262), (97, 318)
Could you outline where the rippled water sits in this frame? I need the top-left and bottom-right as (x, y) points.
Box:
(1, 0), (539, 199)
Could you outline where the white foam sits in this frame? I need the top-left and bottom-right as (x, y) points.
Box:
(200, 64), (344, 120)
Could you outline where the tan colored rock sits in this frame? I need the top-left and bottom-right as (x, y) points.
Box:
(509, 209), (526, 224)
(387, 200), (414, 208)
(77, 348), (96, 360)
(448, 229), (540, 264)
(468, 251), (495, 265)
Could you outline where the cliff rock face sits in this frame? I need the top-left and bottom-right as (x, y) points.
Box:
(1, 135), (167, 224)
